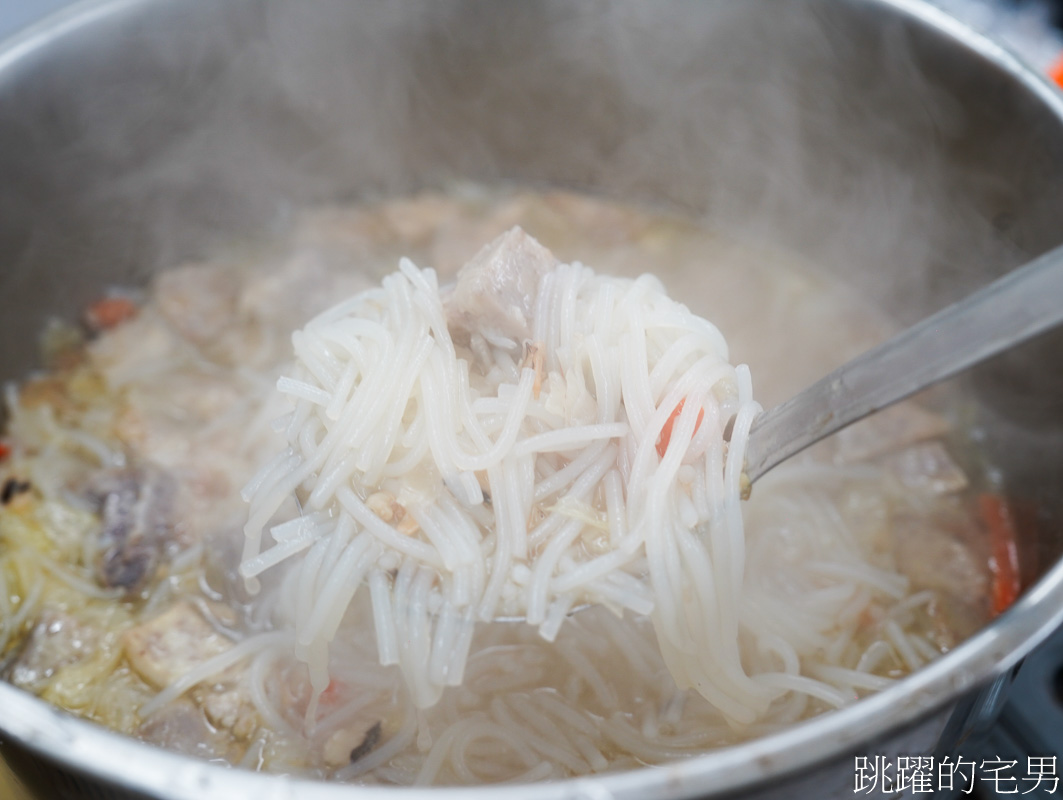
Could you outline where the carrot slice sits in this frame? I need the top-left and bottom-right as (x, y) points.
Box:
(321, 677), (346, 705)
(656, 399), (705, 459)
(1051, 53), (1063, 90)
(85, 296), (138, 332)
(979, 494), (1021, 617)
(0, 442), (9, 461)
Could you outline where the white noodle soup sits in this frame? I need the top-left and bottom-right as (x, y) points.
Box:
(0, 188), (999, 784)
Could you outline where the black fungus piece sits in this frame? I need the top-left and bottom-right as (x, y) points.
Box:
(350, 721), (383, 764)
(85, 467), (175, 596)
(1, 477), (31, 504)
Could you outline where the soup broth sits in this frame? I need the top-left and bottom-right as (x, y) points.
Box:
(0, 189), (996, 784)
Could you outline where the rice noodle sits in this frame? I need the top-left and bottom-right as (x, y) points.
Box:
(241, 244), (783, 719)
(239, 231), (949, 735)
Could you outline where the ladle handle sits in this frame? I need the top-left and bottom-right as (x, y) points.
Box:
(744, 243), (1063, 483)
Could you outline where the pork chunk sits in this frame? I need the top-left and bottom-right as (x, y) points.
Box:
(834, 402), (949, 463)
(137, 698), (234, 761)
(4, 610), (99, 695)
(201, 685), (258, 740)
(885, 441), (968, 495)
(155, 263), (240, 346)
(892, 512), (988, 600)
(122, 602), (232, 689)
(124, 602), (258, 738)
(445, 226), (557, 347)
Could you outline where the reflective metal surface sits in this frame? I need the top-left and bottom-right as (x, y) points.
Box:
(0, 1), (1061, 798)
(745, 242), (1063, 484)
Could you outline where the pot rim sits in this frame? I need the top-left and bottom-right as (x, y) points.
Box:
(1, 1), (1063, 798)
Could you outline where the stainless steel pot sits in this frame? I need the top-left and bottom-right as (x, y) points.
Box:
(1, 1), (1062, 798)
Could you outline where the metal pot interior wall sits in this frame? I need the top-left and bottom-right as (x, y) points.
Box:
(0, 0), (1061, 797)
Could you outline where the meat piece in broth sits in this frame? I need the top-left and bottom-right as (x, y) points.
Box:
(155, 264), (240, 347)
(3, 610), (100, 695)
(122, 602), (232, 690)
(123, 602), (258, 739)
(137, 698), (236, 761)
(445, 227), (557, 348)
(885, 441), (969, 496)
(892, 510), (989, 601)
(833, 402), (949, 463)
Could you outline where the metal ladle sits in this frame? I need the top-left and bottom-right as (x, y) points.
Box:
(501, 244), (1063, 624)
(742, 243), (1063, 486)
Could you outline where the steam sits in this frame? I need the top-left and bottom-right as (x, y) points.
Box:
(92, 2), (1043, 312)
(0, 0), (1059, 393)
(0, 0), (1059, 678)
